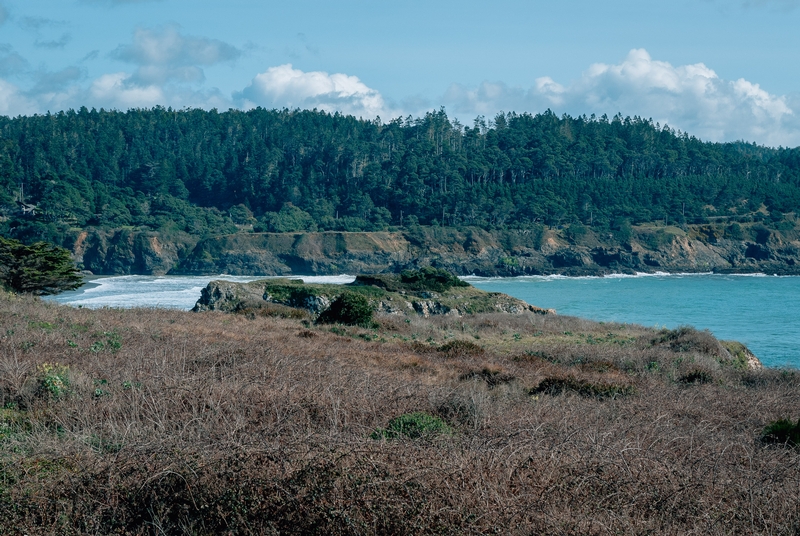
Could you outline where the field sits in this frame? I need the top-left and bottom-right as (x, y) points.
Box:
(0, 290), (798, 534)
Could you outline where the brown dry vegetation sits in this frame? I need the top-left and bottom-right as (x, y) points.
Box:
(0, 291), (799, 534)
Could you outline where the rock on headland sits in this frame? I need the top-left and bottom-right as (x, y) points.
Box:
(192, 271), (555, 318)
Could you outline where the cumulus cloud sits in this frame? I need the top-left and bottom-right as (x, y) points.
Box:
(443, 49), (799, 147)
(88, 72), (164, 108)
(236, 64), (393, 118)
(111, 25), (241, 85)
(0, 79), (37, 117)
(85, 71), (230, 110)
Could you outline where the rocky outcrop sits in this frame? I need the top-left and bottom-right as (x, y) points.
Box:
(191, 280), (266, 313)
(192, 277), (555, 318)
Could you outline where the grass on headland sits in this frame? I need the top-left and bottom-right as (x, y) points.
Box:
(0, 289), (797, 534)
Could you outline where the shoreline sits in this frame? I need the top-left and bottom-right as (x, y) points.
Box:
(46, 272), (800, 369)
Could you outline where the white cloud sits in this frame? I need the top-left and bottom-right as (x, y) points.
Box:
(89, 72), (164, 108)
(236, 64), (394, 118)
(111, 25), (241, 85)
(443, 49), (799, 147)
(86, 71), (230, 110)
(0, 79), (37, 116)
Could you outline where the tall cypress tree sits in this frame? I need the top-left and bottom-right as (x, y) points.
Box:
(0, 237), (82, 295)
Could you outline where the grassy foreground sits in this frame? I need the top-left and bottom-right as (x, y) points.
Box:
(0, 290), (799, 534)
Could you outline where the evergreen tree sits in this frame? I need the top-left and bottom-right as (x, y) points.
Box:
(0, 237), (82, 295)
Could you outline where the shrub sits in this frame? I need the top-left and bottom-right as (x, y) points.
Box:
(371, 412), (453, 440)
(399, 267), (469, 292)
(761, 419), (800, 447)
(37, 362), (70, 399)
(458, 368), (515, 389)
(651, 326), (726, 357)
(530, 376), (635, 399)
(435, 385), (490, 429)
(317, 292), (374, 326)
(438, 339), (485, 358)
(679, 369), (713, 384)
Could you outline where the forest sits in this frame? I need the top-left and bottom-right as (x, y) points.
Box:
(1, 106), (800, 244)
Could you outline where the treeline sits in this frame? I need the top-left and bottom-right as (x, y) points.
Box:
(2, 106), (800, 243)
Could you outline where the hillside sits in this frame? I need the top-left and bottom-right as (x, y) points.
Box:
(2, 107), (800, 250)
(2, 281), (799, 533)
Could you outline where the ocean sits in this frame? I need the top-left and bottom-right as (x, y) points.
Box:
(45, 273), (800, 369)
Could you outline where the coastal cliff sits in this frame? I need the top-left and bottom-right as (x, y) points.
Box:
(69, 223), (800, 276)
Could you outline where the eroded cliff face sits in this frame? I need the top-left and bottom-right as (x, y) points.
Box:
(71, 227), (800, 276)
(71, 229), (197, 275)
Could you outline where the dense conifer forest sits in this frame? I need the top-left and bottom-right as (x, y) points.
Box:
(1, 106), (800, 244)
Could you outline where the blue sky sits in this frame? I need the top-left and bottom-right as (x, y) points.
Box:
(0, 0), (799, 146)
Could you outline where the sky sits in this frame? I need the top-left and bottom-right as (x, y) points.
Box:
(0, 0), (799, 147)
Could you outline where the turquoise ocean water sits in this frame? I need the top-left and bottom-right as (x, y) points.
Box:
(467, 274), (798, 369)
(46, 273), (799, 369)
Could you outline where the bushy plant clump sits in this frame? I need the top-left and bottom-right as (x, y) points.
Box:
(399, 267), (469, 292)
(530, 376), (635, 399)
(37, 362), (71, 399)
(354, 267), (469, 293)
(317, 291), (374, 326)
(371, 412), (453, 440)
(761, 418), (800, 447)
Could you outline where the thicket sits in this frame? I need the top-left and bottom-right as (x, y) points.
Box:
(354, 266), (469, 293)
(2, 107), (800, 245)
(316, 291), (375, 326)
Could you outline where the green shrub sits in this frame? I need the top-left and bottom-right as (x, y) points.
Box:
(651, 326), (725, 357)
(317, 292), (374, 326)
(371, 412), (453, 440)
(399, 267), (469, 292)
(679, 369), (713, 384)
(354, 267), (469, 293)
(37, 362), (70, 399)
(761, 418), (800, 447)
(530, 376), (635, 399)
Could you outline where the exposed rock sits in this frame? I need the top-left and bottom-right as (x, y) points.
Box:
(192, 280), (265, 313)
(70, 226), (800, 277)
(192, 276), (555, 319)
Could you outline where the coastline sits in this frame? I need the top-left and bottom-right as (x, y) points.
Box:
(45, 272), (800, 369)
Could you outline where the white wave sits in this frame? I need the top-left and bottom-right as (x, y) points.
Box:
(464, 271), (729, 283)
(44, 273), (355, 310)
